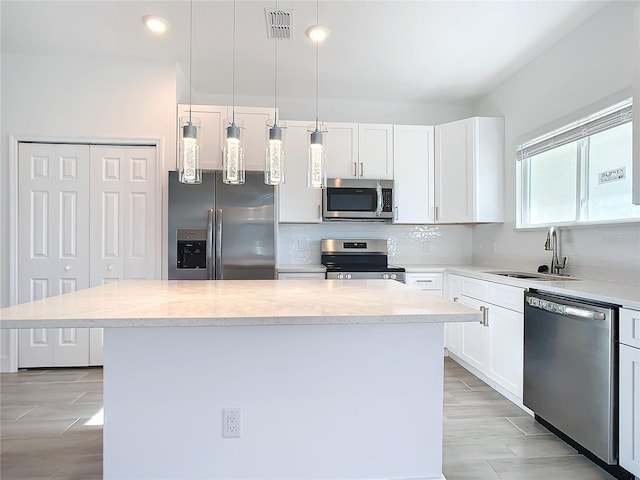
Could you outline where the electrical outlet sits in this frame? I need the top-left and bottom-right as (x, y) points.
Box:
(297, 240), (306, 251)
(422, 240), (431, 253)
(222, 408), (241, 438)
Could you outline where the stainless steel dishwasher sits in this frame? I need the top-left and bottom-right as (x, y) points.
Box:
(524, 290), (627, 477)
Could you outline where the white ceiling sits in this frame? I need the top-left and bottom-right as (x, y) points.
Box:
(1, 0), (607, 104)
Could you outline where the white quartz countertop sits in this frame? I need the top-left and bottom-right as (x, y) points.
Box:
(0, 280), (481, 329)
(402, 264), (640, 309)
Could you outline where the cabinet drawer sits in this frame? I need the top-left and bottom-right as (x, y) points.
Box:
(620, 308), (640, 349)
(461, 277), (489, 301)
(277, 273), (325, 280)
(487, 283), (525, 313)
(405, 273), (443, 291)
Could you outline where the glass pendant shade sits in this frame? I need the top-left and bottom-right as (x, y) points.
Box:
(178, 116), (202, 184)
(223, 119), (245, 185)
(265, 120), (286, 185)
(307, 125), (326, 189)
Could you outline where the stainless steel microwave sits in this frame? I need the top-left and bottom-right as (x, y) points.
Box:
(323, 179), (393, 221)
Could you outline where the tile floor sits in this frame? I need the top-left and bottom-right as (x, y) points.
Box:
(0, 357), (616, 479)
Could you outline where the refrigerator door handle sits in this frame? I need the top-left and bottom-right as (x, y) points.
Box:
(215, 208), (223, 279)
(206, 208), (215, 280)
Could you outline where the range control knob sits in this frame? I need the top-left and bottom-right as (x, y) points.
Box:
(390, 273), (397, 280)
(337, 273), (344, 279)
(345, 273), (352, 279)
(382, 273), (389, 279)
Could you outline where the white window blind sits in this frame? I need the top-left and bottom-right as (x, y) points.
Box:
(517, 99), (632, 161)
(517, 97), (638, 228)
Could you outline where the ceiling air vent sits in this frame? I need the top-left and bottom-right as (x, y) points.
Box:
(265, 8), (293, 39)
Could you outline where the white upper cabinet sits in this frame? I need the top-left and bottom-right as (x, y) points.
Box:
(177, 104), (276, 172)
(177, 104), (225, 170)
(434, 117), (504, 223)
(227, 106), (273, 171)
(278, 121), (322, 223)
(358, 124), (394, 180)
(324, 123), (359, 179)
(324, 123), (392, 180)
(393, 125), (435, 223)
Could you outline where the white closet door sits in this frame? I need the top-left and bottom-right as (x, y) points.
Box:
(17, 143), (91, 367)
(88, 145), (158, 365)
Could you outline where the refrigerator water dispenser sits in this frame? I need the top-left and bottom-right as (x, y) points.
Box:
(176, 229), (206, 269)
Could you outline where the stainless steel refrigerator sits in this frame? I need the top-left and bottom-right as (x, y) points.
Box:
(168, 171), (275, 280)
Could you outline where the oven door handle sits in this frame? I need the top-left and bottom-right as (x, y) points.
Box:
(526, 296), (605, 320)
(375, 182), (383, 217)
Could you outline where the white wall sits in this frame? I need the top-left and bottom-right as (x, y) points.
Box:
(190, 93), (473, 126)
(0, 53), (177, 304)
(0, 53), (178, 370)
(471, 2), (640, 284)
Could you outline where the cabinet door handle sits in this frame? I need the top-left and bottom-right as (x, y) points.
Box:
(453, 297), (459, 302)
(434, 206), (439, 221)
(480, 306), (489, 326)
(318, 204), (322, 219)
(416, 280), (433, 283)
(353, 162), (357, 177)
(394, 206), (398, 220)
(359, 162), (364, 177)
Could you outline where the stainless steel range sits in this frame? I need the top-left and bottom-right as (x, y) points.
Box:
(321, 239), (405, 282)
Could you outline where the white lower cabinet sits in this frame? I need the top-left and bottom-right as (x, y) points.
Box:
(445, 273), (524, 400)
(404, 272), (443, 297)
(277, 272), (325, 280)
(620, 307), (640, 477)
(486, 303), (523, 396)
(457, 295), (490, 370)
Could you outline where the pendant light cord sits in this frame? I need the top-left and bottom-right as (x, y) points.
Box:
(274, 0), (278, 125)
(315, 0), (319, 131)
(189, 0), (193, 124)
(232, 0), (236, 125)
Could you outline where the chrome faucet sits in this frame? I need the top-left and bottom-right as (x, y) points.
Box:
(544, 227), (567, 275)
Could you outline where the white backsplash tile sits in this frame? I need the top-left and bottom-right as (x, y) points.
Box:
(278, 223), (473, 266)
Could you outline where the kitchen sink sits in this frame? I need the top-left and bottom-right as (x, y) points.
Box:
(485, 271), (581, 281)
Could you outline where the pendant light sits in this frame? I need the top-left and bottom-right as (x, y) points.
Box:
(223, 0), (245, 185)
(264, 0), (286, 185)
(307, 0), (327, 189)
(178, 0), (202, 184)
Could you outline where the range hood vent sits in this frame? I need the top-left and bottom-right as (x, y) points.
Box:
(265, 9), (293, 39)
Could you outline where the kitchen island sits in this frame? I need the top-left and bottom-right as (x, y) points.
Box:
(1, 279), (480, 480)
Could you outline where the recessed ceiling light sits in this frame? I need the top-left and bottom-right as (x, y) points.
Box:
(305, 25), (329, 43)
(143, 15), (169, 34)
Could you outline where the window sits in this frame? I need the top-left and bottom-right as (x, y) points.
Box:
(517, 99), (639, 228)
